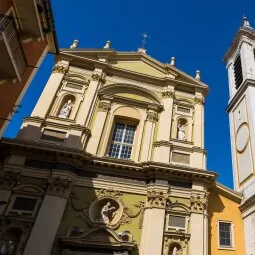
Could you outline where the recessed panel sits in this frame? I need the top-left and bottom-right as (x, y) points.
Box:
(233, 97), (254, 185)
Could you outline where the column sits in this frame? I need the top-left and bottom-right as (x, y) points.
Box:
(31, 60), (69, 118)
(86, 100), (111, 154)
(193, 92), (204, 148)
(140, 110), (157, 162)
(140, 188), (167, 255)
(76, 69), (106, 127)
(154, 89), (174, 163)
(23, 175), (73, 255)
(189, 193), (208, 255)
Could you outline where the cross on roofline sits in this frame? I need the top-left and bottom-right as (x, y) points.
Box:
(141, 33), (150, 49)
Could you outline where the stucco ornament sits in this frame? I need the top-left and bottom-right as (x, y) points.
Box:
(146, 189), (169, 209)
(71, 188), (145, 229)
(100, 202), (116, 224)
(177, 122), (186, 140)
(190, 194), (208, 212)
(58, 100), (72, 119)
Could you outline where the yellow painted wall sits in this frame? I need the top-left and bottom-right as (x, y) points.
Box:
(208, 187), (245, 255)
(112, 61), (165, 78)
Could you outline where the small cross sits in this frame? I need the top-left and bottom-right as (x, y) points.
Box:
(141, 33), (150, 49)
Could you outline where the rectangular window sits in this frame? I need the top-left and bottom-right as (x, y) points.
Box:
(168, 215), (186, 229)
(108, 122), (136, 159)
(219, 222), (232, 248)
(12, 197), (37, 211)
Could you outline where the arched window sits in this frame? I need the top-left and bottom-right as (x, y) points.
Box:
(233, 55), (243, 89)
(57, 94), (76, 119)
(106, 107), (141, 160)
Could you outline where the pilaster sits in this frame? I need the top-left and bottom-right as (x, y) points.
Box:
(193, 92), (205, 148)
(76, 69), (106, 127)
(154, 89), (174, 163)
(189, 192), (208, 255)
(86, 99), (111, 154)
(140, 188), (168, 255)
(31, 60), (69, 119)
(23, 174), (74, 255)
(140, 109), (158, 162)
(240, 39), (255, 81)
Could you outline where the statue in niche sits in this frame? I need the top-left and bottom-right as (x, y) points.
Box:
(58, 100), (72, 119)
(172, 246), (178, 255)
(101, 202), (116, 224)
(177, 121), (186, 140)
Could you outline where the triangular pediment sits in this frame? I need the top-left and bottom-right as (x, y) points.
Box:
(60, 49), (208, 90)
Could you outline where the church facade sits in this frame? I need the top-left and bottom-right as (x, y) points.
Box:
(0, 39), (246, 254)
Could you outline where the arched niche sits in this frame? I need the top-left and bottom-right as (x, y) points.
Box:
(89, 197), (123, 227)
(176, 117), (188, 141)
(169, 242), (182, 255)
(57, 94), (76, 119)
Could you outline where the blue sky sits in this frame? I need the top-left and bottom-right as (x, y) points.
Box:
(4, 0), (255, 188)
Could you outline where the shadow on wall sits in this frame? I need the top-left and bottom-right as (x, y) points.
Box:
(207, 190), (225, 255)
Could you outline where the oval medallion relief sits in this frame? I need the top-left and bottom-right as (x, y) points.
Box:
(236, 123), (249, 153)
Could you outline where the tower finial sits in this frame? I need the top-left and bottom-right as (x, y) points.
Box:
(103, 40), (111, 49)
(242, 16), (251, 28)
(170, 57), (175, 66)
(195, 70), (201, 80)
(70, 39), (79, 49)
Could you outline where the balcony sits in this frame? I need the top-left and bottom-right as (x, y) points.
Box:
(0, 14), (27, 84)
(13, 0), (47, 41)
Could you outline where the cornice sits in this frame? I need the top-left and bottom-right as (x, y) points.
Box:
(215, 182), (242, 203)
(224, 27), (255, 63)
(226, 79), (255, 112)
(239, 193), (255, 212)
(1, 139), (217, 183)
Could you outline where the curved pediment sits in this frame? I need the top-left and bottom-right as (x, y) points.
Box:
(99, 83), (162, 105)
(168, 203), (190, 213)
(13, 184), (45, 195)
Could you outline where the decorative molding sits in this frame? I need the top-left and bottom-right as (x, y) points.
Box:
(146, 189), (169, 209)
(71, 188), (145, 230)
(190, 194), (208, 213)
(47, 177), (72, 198)
(91, 73), (106, 84)
(98, 101), (111, 112)
(194, 97), (205, 105)
(146, 111), (158, 122)
(52, 64), (69, 74)
(153, 140), (172, 147)
(163, 232), (190, 255)
(162, 90), (175, 99)
(0, 171), (20, 190)
(60, 227), (136, 252)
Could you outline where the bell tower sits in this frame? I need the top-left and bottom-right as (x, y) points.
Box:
(224, 17), (255, 255)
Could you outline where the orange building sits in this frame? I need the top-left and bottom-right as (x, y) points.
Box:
(208, 183), (246, 255)
(0, 0), (58, 137)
